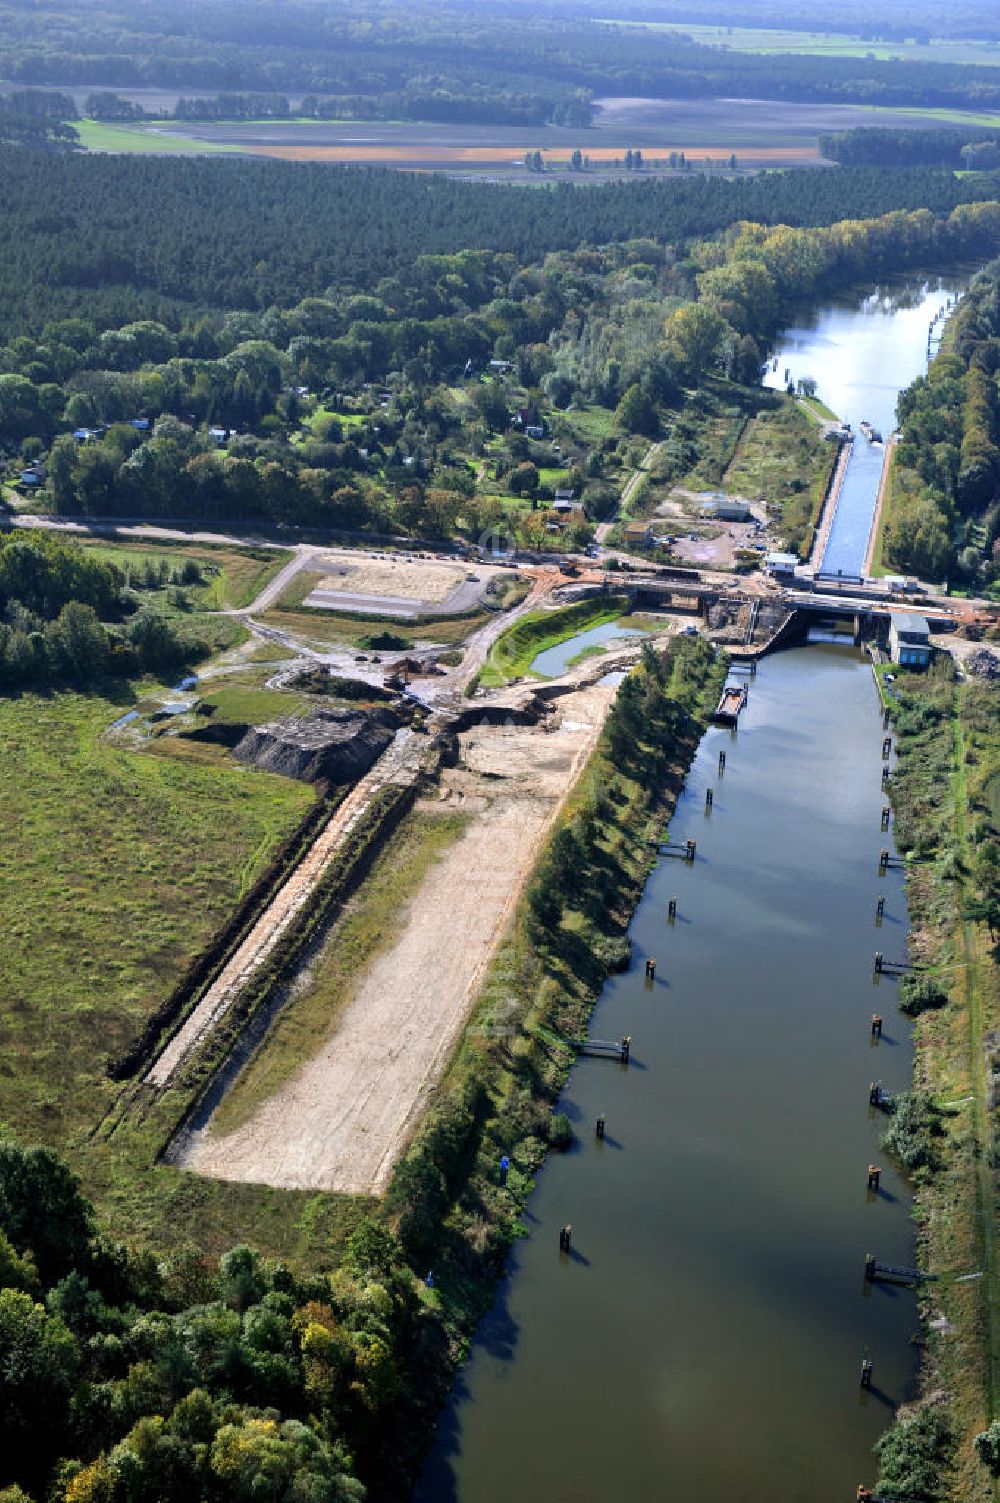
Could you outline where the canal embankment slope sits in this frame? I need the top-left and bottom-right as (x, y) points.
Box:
(882, 659), (1000, 1501)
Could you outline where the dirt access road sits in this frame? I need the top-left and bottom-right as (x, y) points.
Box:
(176, 664), (630, 1193)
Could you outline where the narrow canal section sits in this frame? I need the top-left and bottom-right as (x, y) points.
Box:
(764, 276), (963, 579)
(417, 645), (918, 1503)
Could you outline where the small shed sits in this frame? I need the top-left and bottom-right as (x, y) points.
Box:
(765, 550), (799, 577)
(698, 492), (751, 522)
(889, 612), (931, 668)
(623, 520), (654, 548)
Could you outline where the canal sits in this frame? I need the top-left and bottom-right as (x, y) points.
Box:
(417, 646), (918, 1502)
(763, 275), (964, 578)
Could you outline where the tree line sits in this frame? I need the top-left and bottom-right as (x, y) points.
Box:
(0, 532), (199, 689)
(5, 0), (1000, 121)
(0, 146), (995, 337)
(886, 256), (1000, 585)
(576, 0), (1000, 41)
(821, 126), (1000, 169)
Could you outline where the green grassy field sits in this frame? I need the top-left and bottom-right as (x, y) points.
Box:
(79, 538), (290, 610)
(723, 399), (837, 557)
(598, 19), (1000, 67)
(0, 690), (312, 1153)
(72, 120), (241, 154)
(195, 684), (313, 724)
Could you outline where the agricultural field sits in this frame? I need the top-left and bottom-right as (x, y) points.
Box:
(597, 20), (1000, 68)
(65, 98), (1000, 176)
(72, 119), (240, 154)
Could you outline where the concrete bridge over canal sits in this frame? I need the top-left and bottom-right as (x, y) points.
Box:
(616, 571), (964, 653)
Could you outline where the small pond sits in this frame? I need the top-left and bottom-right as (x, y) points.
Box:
(531, 621), (644, 678)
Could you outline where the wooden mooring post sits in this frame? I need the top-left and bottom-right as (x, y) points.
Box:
(596, 1116), (606, 1140)
(878, 849), (889, 874)
(685, 837), (696, 861)
(718, 749), (726, 774)
(668, 897), (677, 920)
(881, 806), (891, 831)
(869, 1080), (883, 1106)
(705, 787), (714, 811)
(882, 736), (892, 760)
(559, 1224), (572, 1253)
(882, 766), (891, 786)
(875, 895), (885, 922)
(874, 951), (883, 974)
(883, 707), (891, 730)
(871, 1012), (882, 1038)
(867, 1164), (881, 1191)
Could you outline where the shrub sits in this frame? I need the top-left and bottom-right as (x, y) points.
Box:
(898, 973), (949, 1016)
(881, 1090), (941, 1172)
(548, 1113), (574, 1151)
(976, 1418), (1000, 1474)
(877, 1400), (954, 1500)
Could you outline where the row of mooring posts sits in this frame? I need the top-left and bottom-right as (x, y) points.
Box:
(553, 701), (746, 1257)
(857, 704), (903, 1411)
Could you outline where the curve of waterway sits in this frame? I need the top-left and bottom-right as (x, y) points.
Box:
(764, 276), (964, 578)
(417, 645), (918, 1502)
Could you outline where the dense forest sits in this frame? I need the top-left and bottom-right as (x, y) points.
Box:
(0, 147), (995, 334)
(821, 126), (1000, 169)
(4, 0), (1000, 120)
(886, 257), (1000, 585)
(0, 532), (199, 687)
(0, 1136), (421, 1503)
(3, 168), (1000, 556)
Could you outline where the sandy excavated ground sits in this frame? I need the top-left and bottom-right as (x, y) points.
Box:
(179, 679), (617, 1193)
(311, 554), (467, 602)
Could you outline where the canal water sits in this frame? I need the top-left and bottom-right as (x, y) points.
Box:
(763, 276), (964, 578)
(417, 646), (918, 1503)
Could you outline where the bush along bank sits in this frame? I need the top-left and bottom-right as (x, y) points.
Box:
(878, 657), (1000, 1503)
(372, 634), (724, 1497)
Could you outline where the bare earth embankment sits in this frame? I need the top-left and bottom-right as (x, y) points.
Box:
(178, 675), (619, 1193)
